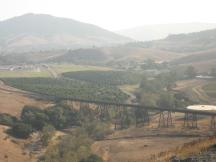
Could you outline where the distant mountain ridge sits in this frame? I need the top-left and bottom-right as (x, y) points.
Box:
(126, 27), (216, 53)
(0, 13), (131, 53)
(117, 23), (216, 41)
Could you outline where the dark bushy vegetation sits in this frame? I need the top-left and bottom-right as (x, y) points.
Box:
(138, 71), (194, 108)
(3, 77), (128, 102)
(39, 132), (93, 162)
(79, 154), (104, 162)
(40, 124), (55, 146)
(0, 113), (17, 126)
(20, 105), (80, 131)
(63, 70), (142, 85)
(11, 123), (33, 138)
(21, 106), (49, 130)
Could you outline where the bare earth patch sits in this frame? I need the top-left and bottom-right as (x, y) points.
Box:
(92, 113), (215, 162)
(0, 80), (52, 117)
(0, 125), (33, 162)
(92, 136), (196, 162)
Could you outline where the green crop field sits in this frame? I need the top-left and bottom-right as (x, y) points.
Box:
(0, 70), (51, 78)
(62, 70), (142, 85)
(2, 77), (128, 102)
(51, 64), (111, 74)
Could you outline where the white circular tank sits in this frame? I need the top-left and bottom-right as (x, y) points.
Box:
(187, 105), (216, 111)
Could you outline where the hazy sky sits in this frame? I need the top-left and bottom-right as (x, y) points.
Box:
(0, 0), (216, 30)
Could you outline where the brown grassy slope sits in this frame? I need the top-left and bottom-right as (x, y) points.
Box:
(174, 79), (216, 104)
(92, 113), (214, 162)
(0, 80), (52, 117)
(103, 47), (182, 62)
(150, 135), (216, 162)
(0, 125), (33, 162)
(172, 48), (216, 72)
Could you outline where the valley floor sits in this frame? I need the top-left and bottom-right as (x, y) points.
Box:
(0, 80), (215, 162)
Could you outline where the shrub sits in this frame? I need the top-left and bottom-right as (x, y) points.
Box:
(0, 113), (17, 126)
(21, 106), (49, 130)
(84, 121), (113, 140)
(79, 154), (103, 162)
(40, 124), (55, 146)
(39, 132), (93, 162)
(11, 123), (33, 138)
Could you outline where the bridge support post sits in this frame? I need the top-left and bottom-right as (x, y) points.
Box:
(210, 115), (216, 129)
(135, 108), (150, 127)
(167, 111), (173, 127)
(158, 111), (173, 128)
(184, 113), (198, 129)
(158, 111), (165, 127)
(95, 104), (110, 121)
(95, 104), (102, 120)
(192, 114), (198, 128)
(113, 106), (124, 130)
(184, 112), (189, 127)
(113, 106), (118, 130)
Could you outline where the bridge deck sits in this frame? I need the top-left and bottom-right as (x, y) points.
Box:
(49, 96), (216, 116)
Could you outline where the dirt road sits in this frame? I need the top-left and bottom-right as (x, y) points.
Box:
(174, 79), (215, 104)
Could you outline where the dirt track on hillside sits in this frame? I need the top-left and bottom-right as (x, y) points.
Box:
(174, 79), (215, 104)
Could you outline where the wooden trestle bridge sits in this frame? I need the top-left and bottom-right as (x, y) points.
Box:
(41, 95), (216, 130)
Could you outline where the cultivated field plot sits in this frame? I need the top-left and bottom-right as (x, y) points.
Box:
(0, 70), (51, 78)
(50, 64), (111, 74)
(63, 71), (142, 85)
(2, 78), (128, 102)
(0, 81), (51, 116)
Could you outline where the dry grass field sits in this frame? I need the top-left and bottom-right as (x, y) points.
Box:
(174, 79), (216, 104)
(0, 125), (33, 162)
(92, 113), (215, 162)
(104, 47), (182, 62)
(0, 80), (52, 117)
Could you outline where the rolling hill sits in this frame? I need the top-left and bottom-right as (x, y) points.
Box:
(47, 46), (181, 65)
(171, 49), (216, 72)
(0, 13), (131, 53)
(117, 23), (216, 41)
(126, 28), (216, 53)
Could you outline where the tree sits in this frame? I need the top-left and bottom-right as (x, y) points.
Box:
(39, 133), (93, 162)
(40, 124), (55, 146)
(45, 105), (79, 129)
(140, 92), (158, 107)
(21, 106), (49, 130)
(79, 154), (103, 162)
(157, 93), (175, 109)
(0, 113), (17, 126)
(11, 123), (33, 138)
(185, 66), (197, 79)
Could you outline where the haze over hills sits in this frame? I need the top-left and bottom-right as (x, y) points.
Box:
(117, 23), (216, 41)
(46, 46), (181, 66)
(0, 15), (216, 69)
(0, 13), (131, 53)
(127, 27), (216, 53)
